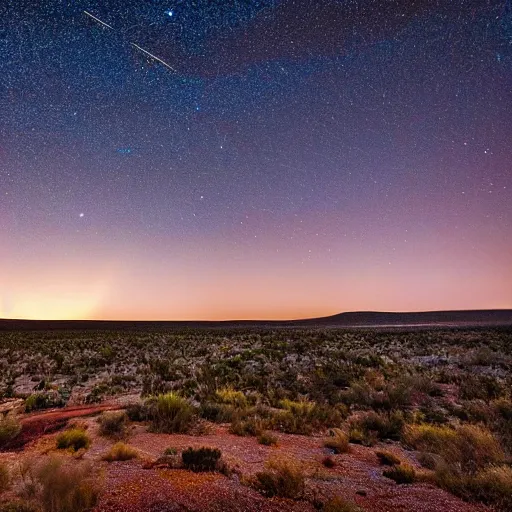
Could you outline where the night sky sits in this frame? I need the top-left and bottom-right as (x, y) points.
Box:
(1, 0), (511, 320)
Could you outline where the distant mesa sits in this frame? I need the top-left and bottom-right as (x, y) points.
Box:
(0, 310), (511, 331)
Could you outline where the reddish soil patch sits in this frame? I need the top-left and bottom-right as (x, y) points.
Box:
(2, 404), (122, 451)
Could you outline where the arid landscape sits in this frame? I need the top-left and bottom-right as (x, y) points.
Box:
(1, 323), (511, 511)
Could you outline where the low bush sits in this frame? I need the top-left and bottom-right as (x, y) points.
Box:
(97, 411), (128, 439)
(37, 457), (101, 512)
(272, 400), (343, 435)
(324, 429), (350, 454)
(56, 428), (90, 452)
(376, 450), (401, 466)
(349, 411), (404, 446)
(0, 414), (21, 448)
(215, 388), (248, 408)
(254, 457), (305, 499)
(404, 423), (504, 473)
(146, 393), (194, 433)
(467, 465), (512, 509)
(182, 447), (222, 472)
(199, 402), (235, 423)
(257, 431), (278, 446)
(383, 464), (416, 484)
(102, 442), (138, 462)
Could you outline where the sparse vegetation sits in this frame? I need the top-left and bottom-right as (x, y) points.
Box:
(0, 414), (21, 448)
(36, 457), (100, 512)
(257, 431), (278, 446)
(253, 457), (305, 499)
(376, 450), (401, 466)
(56, 428), (91, 452)
(383, 464), (416, 484)
(146, 392), (194, 433)
(0, 326), (511, 510)
(102, 442), (138, 462)
(324, 428), (350, 454)
(97, 411), (128, 439)
(181, 447), (222, 472)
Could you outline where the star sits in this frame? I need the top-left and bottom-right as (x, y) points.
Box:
(79, 213), (84, 218)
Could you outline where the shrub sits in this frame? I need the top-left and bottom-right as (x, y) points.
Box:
(254, 457), (305, 499)
(56, 428), (90, 452)
(383, 464), (416, 484)
(404, 423), (504, 473)
(0, 414), (21, 448)
(467, 465), (512, 508)
(376, 450), (401, 466)
(230, 413), (266, 437)
(349, 411), (404, 445)
(164, 447), (177, 456)
(323, 496), (362, 512)
(125, 403), (149, 422)
(97, 411), (128, 439)
(37, 457), (100, 512)
(272, 400), (343, 435)
(0, 462), (10, 493)
(199, 402), (235, 423)
(215, 388), (248, 408)
(324, 429), (350, 454)
(102, 442), (138, 462)
(257, 431), (278, 446)
(182, 447), (222, 472)
(146, 393), (194, 433)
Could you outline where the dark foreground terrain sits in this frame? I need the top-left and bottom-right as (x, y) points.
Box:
(1, 326), (511, 511)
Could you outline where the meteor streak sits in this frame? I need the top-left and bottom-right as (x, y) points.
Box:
(131, 43), (176, 72)
(83, 10), (114, 30)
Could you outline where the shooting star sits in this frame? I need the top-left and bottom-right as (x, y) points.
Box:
(131, 43), (176, 72)
(83, 10), (114, 30)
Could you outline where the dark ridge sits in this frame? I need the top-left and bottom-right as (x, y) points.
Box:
(0, 309), (511, 331)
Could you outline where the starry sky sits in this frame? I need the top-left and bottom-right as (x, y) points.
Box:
(1, 0), (511, 320)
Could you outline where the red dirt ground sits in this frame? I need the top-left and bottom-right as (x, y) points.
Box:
(1, 407), (491, 512)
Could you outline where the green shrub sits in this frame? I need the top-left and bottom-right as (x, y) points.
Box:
(164, 447), (177, 455)
(272, 400), (343, 435)
(349, 411), (404, 445)
(230, 413), (266, 437)
(257, 431), (278, 446)
(254, 458), (305, 499)
(376, 450), (401, 466)
(97, 411), (128, 439)
(102, 442), (138, 462)
(215, 388), (248, 408)
(146, 393), (194, 433)
(56, 428), (90, 452)
(404, 423), (504, 473)
(383, 464), (416, 484)
(0, 414), (21, 448)
(199, 402), (235, 423)
(324, 429), (350, 454)
(37, 457), (100, 512)
(182, 447), (222, 472)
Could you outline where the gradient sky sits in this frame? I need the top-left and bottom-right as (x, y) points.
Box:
(1, 0), (511, 320)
